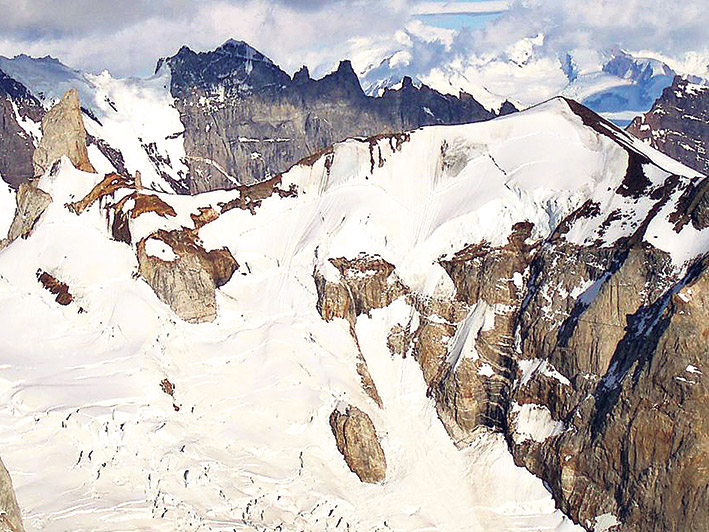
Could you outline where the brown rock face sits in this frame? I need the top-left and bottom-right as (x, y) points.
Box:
(137, 230), (237, 323)
(66, 170), (238, 323)
(431, 222), (536, 441)
(36, 269), (73, 306)
(329, 404), (386, 484)
(0, 457), (24, 532)
(3, 182), (51, 246)
(32, 88), (96, 176)
(315, 255), (408, 327)
(314, 222), (706, 530)
(314, 255), (408, 407)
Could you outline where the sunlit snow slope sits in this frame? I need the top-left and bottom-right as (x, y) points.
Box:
(0, 97), (702, 531)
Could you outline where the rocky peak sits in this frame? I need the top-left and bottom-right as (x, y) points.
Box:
(167, 40), (499, 192)
(292, 65), (310, 85)
(217, 39), (274, 64)
(2, 181), (52, 247)
(303, 59), (365, 100)
(603, 49), (675, 83)
(498, 99), (518, 116)
(0, 68), (42, 114)
(627, 75), (709, 175)
(0, 68), (44, 186)
(159, 41), (291, 98)
(32, 88), (95, 176)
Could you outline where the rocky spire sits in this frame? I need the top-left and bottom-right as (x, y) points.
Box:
(32, 88), (96, 177)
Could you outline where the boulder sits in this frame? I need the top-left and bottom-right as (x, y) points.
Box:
(137, 230), (237, 323)
(329, 404), (386, 483)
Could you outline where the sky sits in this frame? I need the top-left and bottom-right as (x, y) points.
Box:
(0, 0), (706, 81)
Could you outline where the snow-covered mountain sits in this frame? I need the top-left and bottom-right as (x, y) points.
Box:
(0, 41), (507, 196)
(0, 83), (708, 532)
(352, 27), (703, 126)
(559, 49), (682, 126)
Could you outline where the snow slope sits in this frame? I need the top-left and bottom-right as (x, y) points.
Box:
(0, 98), (703, 531)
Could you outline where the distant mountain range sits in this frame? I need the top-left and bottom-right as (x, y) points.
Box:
(0, 40), (514, 194)
(2, 39), (706, 197)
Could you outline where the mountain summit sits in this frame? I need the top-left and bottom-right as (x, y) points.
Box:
(157, 41), (504, 192)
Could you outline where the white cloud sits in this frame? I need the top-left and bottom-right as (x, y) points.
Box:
(412, 1), (510, 15)
(476, 0), (709, 58)
(0, 0), (705, 84)
(0, 0), (410, 77)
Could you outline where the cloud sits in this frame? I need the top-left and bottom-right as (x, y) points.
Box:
(0, 0), (410, 76)
(0, 0), (705, 83)
(475, 0), (709, 58)
(412, 1), (509, 15)
(351, 0), (708, 107)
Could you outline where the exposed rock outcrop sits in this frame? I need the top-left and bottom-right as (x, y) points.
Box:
(329, 404), (386, 484)
(314, 255), (407, 322)
(36, 269), (74, 306)
(314, 254), (409, 407)
(66, 170), (238, 323)
(2, 181), (51, 247)
(0, 457), (24, 532)
(137, 230), (237, 323)
(627, 76), (709, 175)
(0, 68), (43, 187)
(32, 88), (95, 176)
(313, 101), (709, 531)
(158, 40), (502, 192)
(433, 222), (537, 440)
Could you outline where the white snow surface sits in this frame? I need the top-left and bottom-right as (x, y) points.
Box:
(511, 403), (566, 444)
(1, 97), (704, 531)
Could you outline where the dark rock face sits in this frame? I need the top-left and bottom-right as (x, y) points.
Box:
(627, 76), (709, 175)
(159, 40), (499, 192)
(0, 68), (43, 187)
(329, 404), (386, 483)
